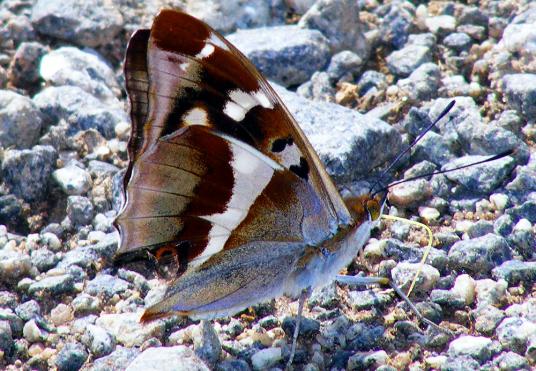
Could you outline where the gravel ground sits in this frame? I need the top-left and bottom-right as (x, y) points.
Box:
(0, 0), (535, 370)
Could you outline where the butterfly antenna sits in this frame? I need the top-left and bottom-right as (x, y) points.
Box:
(376, 149), (514, 194)
(370, 100), (456, 193)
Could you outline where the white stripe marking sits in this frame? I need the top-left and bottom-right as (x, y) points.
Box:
(277, 142), (302, 169)
(200, 225), (229, 261)
(223, 101), (246, 121)
(216, 132), (283, 170)
(254, 91), (273, 109)
(192, 139), (279, 267)
(195, 44), (215, 59)
(209, 33), (229, 51)
(183, 107), (209, 126)
(223, 89), (275, 122)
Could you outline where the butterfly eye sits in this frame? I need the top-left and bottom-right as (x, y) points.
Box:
(366, 199), (381, 221)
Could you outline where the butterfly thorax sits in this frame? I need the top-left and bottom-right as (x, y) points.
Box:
(343, 193), (383, 225)
(287, 206), (380, 297)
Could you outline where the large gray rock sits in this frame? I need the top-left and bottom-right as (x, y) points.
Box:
(448, 234), (512, 275)
(31, 0), (123, 47)
(499, 6), (536, 57)
(125, 346), (209, 371)
(8, 41), (48, 89)
(2, 145), (57, 202)
(299, 0), (369, 57)
(397, 62), (441, 101)
(448, 335), (493, 362)
(33, 86), (128, 139)
(39, 47), (121, 106)
(386, 34), (435, 78)
(227, 26), (330, 87)
(496, 317), (536, 354)
(54, 342), (88, 371)
(492, 260), (536, 285)
(95, 312), (165, 347)
(442, 154), (516, 195)
(0, 320), (13, 354)
(297, 71), (336, 102)
(0, 90), (43, 148)
(413, 131), (455, 166)
(272, 83), (401, 179)
(185, 0), (278, 34)
(85, 274), (130, 298)
(90, 346), (140, 371)
(378, 1), (415, 49)
(501, 74), (536, 119)
(28, 273), (76, 295)
(193, 321), (221, 365)
(66, 195), (94, 227)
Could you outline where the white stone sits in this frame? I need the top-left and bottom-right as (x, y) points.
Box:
(26, 233), (40, 250)
(425, 15), (456, 34)
(115, 121), (130, 140)
(95, 312), (165, 347)
(425, 355), (447, 369)
(40, 47), (121, 106)
(514, 218), (532, 232)
(53, 165), (92, 195)
(454, 220), (473, 234)
(449, 335), (491, 359)
(490, 193), (509, 211)
(23, 319), (47, 343)
(451, 274), (476, 305)
(251, 347), (282, 370)
(391, 262), (440, 293)
(363, 238), (384, 259)
(50, 303), (74, 325)
(87, 231), (106, 243)
(126, 346), (209, 371)
(418, 206), (440, 221)
(41, 232), (62, 251)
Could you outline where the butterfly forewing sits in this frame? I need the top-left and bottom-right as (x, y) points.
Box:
(115, 10), (353, 287)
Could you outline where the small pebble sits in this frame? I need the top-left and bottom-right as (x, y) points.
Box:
(50, 303), (74, 326)
(251, 347), (282, 371)
(23, 320), (47, 343)
(448, 335), (492, 362)
(450, 274), (476, 306)
(55, 342), (88, 371)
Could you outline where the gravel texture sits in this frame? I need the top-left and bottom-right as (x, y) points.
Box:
(0, 0), (535, 370)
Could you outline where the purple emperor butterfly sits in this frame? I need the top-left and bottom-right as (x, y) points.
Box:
(114, 9), (384, 324)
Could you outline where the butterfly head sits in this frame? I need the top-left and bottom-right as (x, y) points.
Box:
(343, 192), (385, 225)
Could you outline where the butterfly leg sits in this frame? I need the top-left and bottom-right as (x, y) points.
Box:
(286, 286), (311, 369)
(335, 275), (447, 333)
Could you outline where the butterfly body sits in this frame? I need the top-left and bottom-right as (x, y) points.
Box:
(140, 215), (377, 321)
(114, 9), (382, 323)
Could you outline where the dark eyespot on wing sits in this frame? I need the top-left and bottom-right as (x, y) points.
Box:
(271, 137), (294, 153)
(289, 157), (310, 180)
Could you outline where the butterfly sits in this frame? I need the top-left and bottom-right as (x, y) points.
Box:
(114, 9), (384, 328)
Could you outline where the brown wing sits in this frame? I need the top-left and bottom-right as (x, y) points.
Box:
(115, 10), (351, 273)
(115, 125), (333, 272)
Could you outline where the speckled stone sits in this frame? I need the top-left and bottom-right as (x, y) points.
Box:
(125, 346), (209, 371)
(496, 317), (536, 354)
(95, 312), (165, 347)
(55, 342), (88, 371)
